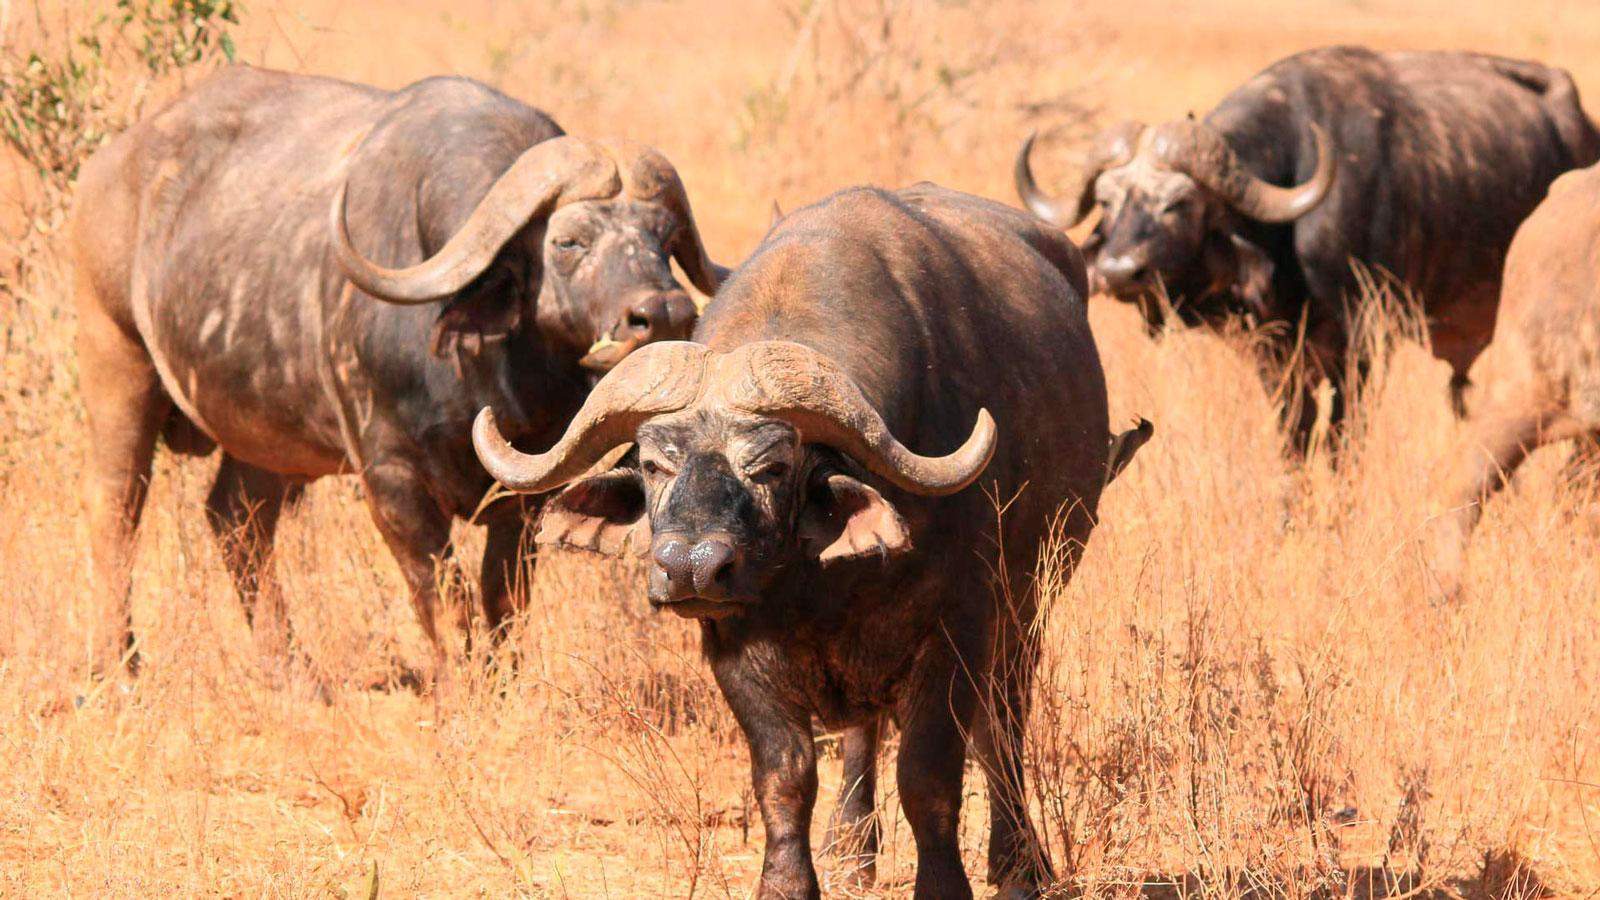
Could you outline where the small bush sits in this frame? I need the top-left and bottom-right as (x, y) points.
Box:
(1, 0), (241, 222)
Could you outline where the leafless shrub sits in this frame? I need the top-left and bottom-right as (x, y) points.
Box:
(572, 643), (739, 898)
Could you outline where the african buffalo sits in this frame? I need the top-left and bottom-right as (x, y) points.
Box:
(1426, 163), (1600, 601)
(72, 65), (722, 679)
(1016, 46), (1599, 449)
(474, 184), (1150, 897)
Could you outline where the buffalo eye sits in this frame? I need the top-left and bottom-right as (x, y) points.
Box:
(748, 460), (790, 484)
(552, 235), (587, 253)
(642, 458), (675, 478)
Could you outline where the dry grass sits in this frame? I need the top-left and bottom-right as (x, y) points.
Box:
(5, 0), (1600, 895)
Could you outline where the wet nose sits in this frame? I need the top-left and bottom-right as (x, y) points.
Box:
(1096, 253), (1148, 292)
(582, 291), (700, 371)
(650, 535), (738, 603)
(624, 290), (697, 343)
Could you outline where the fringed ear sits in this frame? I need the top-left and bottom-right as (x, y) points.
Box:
(798, 472), (911, 564)
(536, 467), (652, 557)
(1229, 233), (1276, 321)
(429, 261), (530, 366)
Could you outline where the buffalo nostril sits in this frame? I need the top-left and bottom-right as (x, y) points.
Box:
(647, 564), (674, 603)
(689, 540), (736, 595)
(653, 538), (693, 586)
(1097, 255), (1149, 291)
(628, 294), (676, 335)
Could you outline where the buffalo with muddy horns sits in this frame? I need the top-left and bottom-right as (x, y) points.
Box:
(475, 184), (1150, 898)
(72, 66), (722, 679)
(1017, 46), (1598, 449)
(1426, 162), (1600, 601)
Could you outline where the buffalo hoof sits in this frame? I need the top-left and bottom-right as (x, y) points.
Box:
(823, 855), (876, 892)
(254, 650), (334, 705)
(365, 655), (429, 695)
(298, 661), (336, 706)
(987, 842), (1053, 899)
(988, 866), (1050, 899)
(1420, 517), (1469, 607)
(824, 809), (879, 890)
(73, 676), (135, 712)
(90, 635), (141, 686)
(1423, 572), (1464, 608)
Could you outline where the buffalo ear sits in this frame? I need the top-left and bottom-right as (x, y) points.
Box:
(1229, 234), (1275, 320)
(430, 263), (527, 362)
(536, 468), (652, 558)
(799, 472), (911, 564)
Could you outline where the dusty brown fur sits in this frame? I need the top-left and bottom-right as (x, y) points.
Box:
(1425, 163), (1600, 600)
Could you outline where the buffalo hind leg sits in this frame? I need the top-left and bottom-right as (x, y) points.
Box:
(1426, 406), (1571, 602)
(77, 301), (169, 679)
(1278, 318), (1351, 460)
(477, 495), (542, 644)
(362, 461), (455, 684)
(974, 641), (1053, 894)
(896, 645), (979, 900)
(825, 718), (881, 888)
(1560, 430), (1600, 487)
(1448, 371), (1473, 419)
(205, 454), (304, 675)
(1431, 297), (1493, 421)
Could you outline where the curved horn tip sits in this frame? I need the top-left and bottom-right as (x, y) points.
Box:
(972, 407), (998, 463)
(1013, 132), (1039, 187)
(1012, 129), (1099, 229)
(328, 180), (360, 274)
(472, 406), (501, 447)
(1238, 121), (1336, 223)
(1013, 132), (1057, 224)
(932, 407), (998, 496)
(330, 181), (349, 233)
(328, 178), (448, 306)
(472, 407), (530, 490)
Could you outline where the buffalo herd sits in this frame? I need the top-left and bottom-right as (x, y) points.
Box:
(64, 42), (1600, 899)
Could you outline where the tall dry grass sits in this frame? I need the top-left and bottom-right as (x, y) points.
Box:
(5, 0), (1600, 896)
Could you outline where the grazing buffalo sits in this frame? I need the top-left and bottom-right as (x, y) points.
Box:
(1016, 46), (1599, 449)
(1426, 163), (1600, 601)
(475, 184), (1150, 897)
(72, 66), (722, 679)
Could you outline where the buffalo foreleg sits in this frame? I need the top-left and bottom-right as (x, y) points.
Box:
(824, 718), (881, 888)
(204, 454), (304, 670)
(714, 651), (821, 900)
